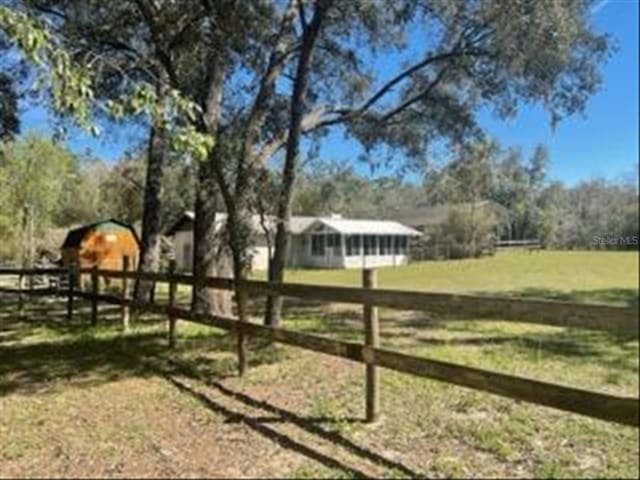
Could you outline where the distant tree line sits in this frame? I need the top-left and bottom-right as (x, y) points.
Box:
(290, 142), (639, 251)
(1, 131), (636, 267)
(0, 133), (196, 264)
(2, 131), (636, 266)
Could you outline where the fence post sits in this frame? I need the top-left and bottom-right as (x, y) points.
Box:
(237, 288), (248, 377)
(167, 260), (177, 348)
(67, 265), (75, 320)
(17, 272), (24, 317)
(121, 256), (130, 332)
(90, 265), (99, 326)
(150, 279), (156, 304)
(363, 268), (380, 423)
(53, 269), (60, 295)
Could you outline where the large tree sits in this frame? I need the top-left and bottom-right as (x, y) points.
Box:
(1, 1), (216, 301)
(262, 0), (611, 326)
(3, 1), (613, 339)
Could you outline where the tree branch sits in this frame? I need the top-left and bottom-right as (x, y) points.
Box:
(380, 66), (449, 122)
(134, 0), (180, 88)
(298, 0), (307, 30)
(255, 19), (490, 164)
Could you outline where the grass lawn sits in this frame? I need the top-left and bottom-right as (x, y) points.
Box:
(275, 250), (639, 306)
(1, 251), (638, 478)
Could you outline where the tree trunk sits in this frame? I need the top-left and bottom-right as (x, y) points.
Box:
(192, 156), (232, 315)
(28, 205), (34, 270)
(21, 204), (30, 268)
(191, 168), (217, 314)
(134, 80), (169, 302)
(191, 52), (232, 315)
(264, 0), (332, 327)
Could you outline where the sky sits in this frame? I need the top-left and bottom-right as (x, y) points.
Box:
(16, 0), (640, 186)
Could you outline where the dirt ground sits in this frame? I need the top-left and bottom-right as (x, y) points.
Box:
(1, 295), (638, 478)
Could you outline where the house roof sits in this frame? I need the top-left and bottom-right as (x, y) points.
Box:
(167, 211), (420, 237)
(166, 211), (196, 236)
(61, 219), (140, 249)
(304, 217), (421, 236)
(289, 216), (317, 234)
(167, 212), (327, 237)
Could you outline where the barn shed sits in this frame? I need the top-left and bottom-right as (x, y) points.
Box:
(61, 219), (140, 272)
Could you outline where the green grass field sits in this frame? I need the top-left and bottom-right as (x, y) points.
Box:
(274, 250), (639, 306)
(1, 251), (638, 478)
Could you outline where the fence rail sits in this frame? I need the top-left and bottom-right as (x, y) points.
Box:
(81, 267), (639, 336)
(496, 239), (541, 248)
(1, 266), (638, 428)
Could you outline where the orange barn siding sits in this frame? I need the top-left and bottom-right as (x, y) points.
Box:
(77, 230), (139, 271)
(61, 231), (139, 271)
(60, 220), (140, 289)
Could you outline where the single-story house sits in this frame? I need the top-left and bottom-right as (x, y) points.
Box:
(167, 212), (421, 271)
(61, 219), (140, 271)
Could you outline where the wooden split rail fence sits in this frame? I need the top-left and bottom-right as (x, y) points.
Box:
(0, 264), (638, 428)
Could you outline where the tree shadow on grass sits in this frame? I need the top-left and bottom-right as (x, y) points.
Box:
(414, 328), (638, 374)
(0, 296), (226, 396)
(152, 357), (421, 479)
(0, 296), (421, 478)
(0, 330), (163, 395)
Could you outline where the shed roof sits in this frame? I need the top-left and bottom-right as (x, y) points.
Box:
(304, 218), (421, 236)
(61, 219), (140, 249)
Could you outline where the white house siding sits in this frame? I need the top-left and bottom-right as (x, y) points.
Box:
(174, 230), (193, 271)
(250, 246), (270, 271)
(174, 230), (269, 272)
(342, 254), (409, 269)
(301, 248), (345, 268)
(175, 232), (413, 271)
(169, 212), (421, 272)
(286, 235), (308, 267)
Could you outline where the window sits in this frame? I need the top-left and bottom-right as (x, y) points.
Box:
(364, 235), (378, 255)
(326, 233), (340, 249)
(393, 236), (401, 254)
(380, 235), (393, 255)
(346, 235), (361, 256)
(395, 236), (408, 254)
(311, 234), (325, 256)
